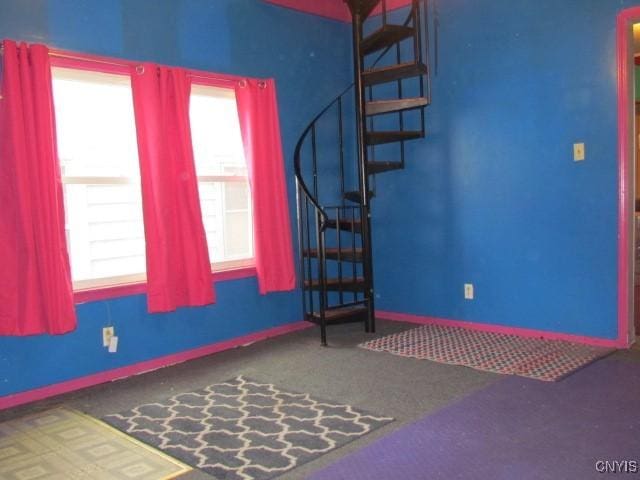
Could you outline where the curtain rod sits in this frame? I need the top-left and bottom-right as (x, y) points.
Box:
(0, 41), (262, 87)
(189, 73), (238, 85)
(55, 51), (243, 85)
(50, 50), (130, 69)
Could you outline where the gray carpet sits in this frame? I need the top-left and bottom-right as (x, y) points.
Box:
(3, 320), (635, 479)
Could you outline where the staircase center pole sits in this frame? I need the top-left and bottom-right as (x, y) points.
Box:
(350, 8), (376, 333)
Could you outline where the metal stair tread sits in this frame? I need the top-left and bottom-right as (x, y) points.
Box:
(308, 305), (369, 324)
(344, 190), (375, 203)
(304, 277), (366, 292)
(367, 161), (403, 174)
(325, 218), (363, 233)
(363, 62), (428, 86)
(365, 97), (429, 116)
(366, 130), (423, 145)
(361, 25), (415, 56)
(303, 248), (364, 262)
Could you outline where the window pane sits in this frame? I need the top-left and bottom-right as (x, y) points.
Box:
(52, 68), (146, 286)
(225, 182), (250, 211)
(53, 68), (140, 178)
(198, 181), (224, 264)
(191, 84), (254, 266)
(225, 211), (251, 258)
(190, 85), (246, 175)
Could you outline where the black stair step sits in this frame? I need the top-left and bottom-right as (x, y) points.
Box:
(308, 305), (368, 325)
(304, 248), (364, 262)
(304, 277), (366, 292)
(325, 218), (363, 233)
(363, 62), (428, 86)
(344, 190), (375, 203)
(366, 130), (423, 146)
(367, 161), (403, 174)
(361, 25), (415, 56)
(366, 97), (429, 116)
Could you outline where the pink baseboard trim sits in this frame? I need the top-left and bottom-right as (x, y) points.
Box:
(0, 321), (311, 411)
(377, 311), (625, 349)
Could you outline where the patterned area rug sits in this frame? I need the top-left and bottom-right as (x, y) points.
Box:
(359, 324), (615, 381)
(0, 407), (190, 480)
(102, 376), (392, 480)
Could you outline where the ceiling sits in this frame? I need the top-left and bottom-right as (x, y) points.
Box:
(263, 0), (412, 22)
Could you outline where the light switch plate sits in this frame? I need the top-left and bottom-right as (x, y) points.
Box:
(574, 143), (585, 161)
(464, 283), (474, 300)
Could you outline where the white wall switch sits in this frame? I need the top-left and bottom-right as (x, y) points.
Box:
(108, 336), (118, 353)
(573, 143), (585, 161)
(102, 326), (114, 347)
(464, 283), (474, 300)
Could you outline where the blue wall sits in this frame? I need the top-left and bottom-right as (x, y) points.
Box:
(3, 0), (638, 398)
(0, 0), (352, 397)
(372, 0), (640, 339)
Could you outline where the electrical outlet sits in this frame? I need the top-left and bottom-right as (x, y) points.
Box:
(102, 326), (114, 347)
(108, 336), (119, 353)
(573, 143), (585, 161)
(464, 283), (474, 300)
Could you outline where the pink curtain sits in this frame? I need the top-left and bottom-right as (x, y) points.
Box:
(235, 79), (295, 294)
(131, 64), (215, 312)
(0, 40), (76, 335)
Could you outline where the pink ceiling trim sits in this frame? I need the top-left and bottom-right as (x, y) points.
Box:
(263, 0), (413, 23)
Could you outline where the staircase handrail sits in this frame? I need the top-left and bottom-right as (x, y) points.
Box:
(293, 5), (419, 226)
(293, 83), (355, 226)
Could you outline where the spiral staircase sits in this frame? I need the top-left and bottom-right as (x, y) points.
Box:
(294, 0), (431, 345)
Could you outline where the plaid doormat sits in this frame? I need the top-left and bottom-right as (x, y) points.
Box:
(359, 324), (615, 381)
(102, 376), (392, 480)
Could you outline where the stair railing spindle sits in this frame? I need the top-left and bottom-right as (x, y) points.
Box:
(311, 124), (318, 199)
(351, 207), (357, 303)
(305, 197), (314, 318)
(315, 210), (327, 345)
(412, 0), (421, 65)
(296, 181), (308, 318)
(424, 0), (432, 104)
(396, 42), (406, 167)
(336, 207), (344, 304)
(338, 98), (346, 206)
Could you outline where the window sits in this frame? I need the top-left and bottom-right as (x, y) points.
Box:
(51, 67), (254, 294)
(189, 84), (254, 270)
(52, 67), (146, 290)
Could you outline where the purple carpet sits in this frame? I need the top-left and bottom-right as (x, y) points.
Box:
(309, 359), (640, 480)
